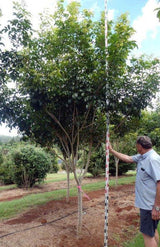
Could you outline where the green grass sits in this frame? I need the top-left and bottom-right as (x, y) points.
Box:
(0, 184), (16, 191)
(0, 188), (75, 219)
(0, 174), (135, 220)
(44, 172), (75, 183)
(44, 172), (92, 183)
(110, 175), (136, 186)
(123, 232), (144, 247)
(123, 216), (160, 247)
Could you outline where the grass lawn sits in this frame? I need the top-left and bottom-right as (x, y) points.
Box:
(0, 184), (16, 191)
(124, 226), (160, 247)
(44, 172), (75, 183)
(0, 173), (136, 219)
(124, 233), (144, 247)
(1, 171), (159, 247)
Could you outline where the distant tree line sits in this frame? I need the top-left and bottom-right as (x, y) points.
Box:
(0, 135), (20, 144)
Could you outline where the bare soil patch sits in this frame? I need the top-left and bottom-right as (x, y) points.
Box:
(0, 179), (139, 247)
(0, 177), (103, 202)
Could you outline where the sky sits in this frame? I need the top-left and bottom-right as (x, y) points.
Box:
(0, 0), (160, 136)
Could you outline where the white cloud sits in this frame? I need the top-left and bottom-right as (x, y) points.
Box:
(0, 0), (14, 27)
(89, 1), (101, 16)
(0, 124), (18, 136)
(24, 0), (57, 26)
(132, 0), (160, 48)
(108, 9), (115, 21)
(66, 0), (78, 3)
(0, 0), (58, 30)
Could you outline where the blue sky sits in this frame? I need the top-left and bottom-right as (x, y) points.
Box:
(80, 0), (160, 57)
(0, 0), (160, 136)
(1, 0), (159, 56)
(81, 0), (146, 20)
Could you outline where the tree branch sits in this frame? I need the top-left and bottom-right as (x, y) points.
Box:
(46, 109), (72, 146)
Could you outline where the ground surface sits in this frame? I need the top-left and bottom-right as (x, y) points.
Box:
(0, 178), (139, 247)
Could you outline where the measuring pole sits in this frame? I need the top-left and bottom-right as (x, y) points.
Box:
(104, 0), (109, 246)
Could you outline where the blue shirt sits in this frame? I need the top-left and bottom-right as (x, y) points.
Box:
(132, 149), (160, 210)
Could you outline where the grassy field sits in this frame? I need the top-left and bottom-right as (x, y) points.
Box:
(124, 227), (160, 247)
(0, 173), (136, 220)
(45, 172), (76, 182)
(0, 184), (16, 191)
(1, 172), (160, 247)
(124, 233), (144, 247)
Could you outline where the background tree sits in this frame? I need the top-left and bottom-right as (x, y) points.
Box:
(134, 110), (160, 151)
(86, 144), (106, 177)
(155, 0), (160, 21)
(156, 9), (160, 20)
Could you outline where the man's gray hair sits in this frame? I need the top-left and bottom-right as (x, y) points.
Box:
(136, 136), (152, 149)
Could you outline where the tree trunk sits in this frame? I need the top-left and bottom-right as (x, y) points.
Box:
(115, 157), (119, 187)
(77, 185), (83, 235)
(65, 165), (70, 203)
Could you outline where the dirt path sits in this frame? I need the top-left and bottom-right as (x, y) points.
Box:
(0, 181), (139, 247)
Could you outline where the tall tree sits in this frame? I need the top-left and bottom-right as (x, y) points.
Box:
(1, 0), (160, 234)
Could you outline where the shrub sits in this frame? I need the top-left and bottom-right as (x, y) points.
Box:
(0, 159), (14, 185)
(87, 144), (105, 177)
(0, 148), (14, 184)
(11, 145), (51, 188)
(48, 152), (59, 173)
(49, 162), (59, 173)
(0, 151), (3, 164)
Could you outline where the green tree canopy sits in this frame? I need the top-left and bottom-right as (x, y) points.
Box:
(1, 1), (160, 143)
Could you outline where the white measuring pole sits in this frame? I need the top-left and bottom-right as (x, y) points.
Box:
(104, 0), (110, 246)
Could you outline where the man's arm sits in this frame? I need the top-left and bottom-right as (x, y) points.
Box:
(152, 181), (160, 220)
(109, 144), (134, 163)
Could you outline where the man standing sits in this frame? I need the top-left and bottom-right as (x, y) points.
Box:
(109, 136), (160, 247)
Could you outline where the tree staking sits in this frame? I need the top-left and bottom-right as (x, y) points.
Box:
(104, 0), (109, 246)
